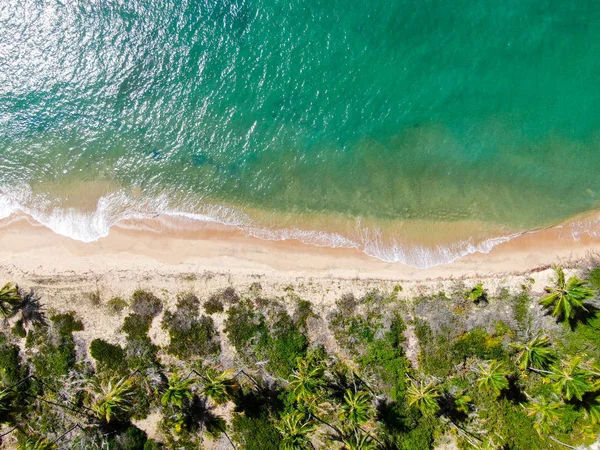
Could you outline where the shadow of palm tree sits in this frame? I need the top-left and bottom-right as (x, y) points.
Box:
(568, 303), (600, 331)
(15, 289), (46, 327)
(233, 377), (284, 418)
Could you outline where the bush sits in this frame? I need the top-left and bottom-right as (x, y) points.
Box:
(204, 296), (224, 314)
(232, 413), (282, 450)
(90, 338), (125, 370)
(293, 299), (314, 329)
(208, 287), (240, 307)
(28, 314), (83, 378)
(107, 297), (128, 315)
(587, 266), (600, 290)
(255, 310), (308, 378)
(161, 293), (219, 359)
(451, 327), (505, 363)
(414, 320), (454, 377)
(109, 425), (148, 450)
(122, 314), (153, 339)
(358, 313), (408, 400)
(121, 313), (159, 369)
(224, 301), (264, 352)
(163, 314), (220, 360)
(51, 312), (84, 336)
(0, 333), (26, 386)
(131, 290), (163, 318)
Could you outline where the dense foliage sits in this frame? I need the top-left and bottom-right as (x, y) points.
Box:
(1, 266), (600, 449)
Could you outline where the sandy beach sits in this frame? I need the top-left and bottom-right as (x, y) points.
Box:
(1, 211), (600, 283)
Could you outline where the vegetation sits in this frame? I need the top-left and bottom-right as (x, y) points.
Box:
(2, 265), (600, 448)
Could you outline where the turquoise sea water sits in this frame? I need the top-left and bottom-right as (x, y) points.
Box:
(1, 0), (600, 267)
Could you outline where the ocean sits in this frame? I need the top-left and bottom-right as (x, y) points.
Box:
(1, 0), (600, 268)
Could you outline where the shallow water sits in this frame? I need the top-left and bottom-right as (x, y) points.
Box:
(1, 0), (600, 267)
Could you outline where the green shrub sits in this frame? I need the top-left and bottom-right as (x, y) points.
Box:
(107, 297), (128, 315)
(587, 266), (600, 290)
(90, 338), (125, 370)
(467, 283), (486, 303)
(203, 296), (224, 314)
(414, 320), (453, 377)
(208, 287), (240, 307)
(51, 312), (84, 336)
(108, 425), (148, 450)
(28, 314), (83, 379)
(293, 299), (314, 329)
(513, 290), (532, 333)
(358, 314), (408, 400)
(161, 293), (219, 359)
(121, 313), (159, 369)
(451, 327), (505, 363)
(131, 290), (163, 318)
(0, 333), (26, 386)
(232, 413), (281, 450)
(224, 301), (264, 352)
(122, 314), (152, 339)
(254, 310), (308, 378)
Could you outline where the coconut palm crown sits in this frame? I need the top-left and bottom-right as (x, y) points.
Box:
(539, 267), (595, 321)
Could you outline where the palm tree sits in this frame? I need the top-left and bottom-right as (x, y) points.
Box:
(288, 358), (325, 404)
(340, 390), (372, 425)
(338, 427), (377, 450)
(276, 410), (316, 450)
(89, 376), (135, 423)
(583, 396), (600, 424)
(202, 369), (239, 406)
(0, 282), (21, 319)
(161, 374), (194, 408)
(539, 267), (595, 321)
(550, 356), (593, 401)
(17, 436), (56, 450)
(474, 361), (509, 397)
(511, 334), (556, 371)
(406, 380), (440, 415)
(453, 393), (472, 414)
(523, 397), (564, 437)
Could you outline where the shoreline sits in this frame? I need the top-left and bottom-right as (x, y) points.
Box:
(1, 210), (600, 283)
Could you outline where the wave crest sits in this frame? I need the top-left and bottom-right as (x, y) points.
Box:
(0, 183), (520, 268)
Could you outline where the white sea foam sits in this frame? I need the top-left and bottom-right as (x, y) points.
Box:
(0, 182), (527, 268)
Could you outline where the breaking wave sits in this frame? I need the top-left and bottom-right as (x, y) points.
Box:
(0, 183), (526, 269)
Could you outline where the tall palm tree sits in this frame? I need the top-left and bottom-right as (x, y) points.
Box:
(89, 376), (135, 423)
(0, 282), (21, 319)
(288, 358), (325, 404)
(511, 334), (556, 371)
(338, 427), (377, 450)
(17, 436), (56, 450)
(523, 397), (564, 437)
(161, 374), (194, 408)
(539, 267), (595, 321)
(406, 380), (440, 415)
(202, 369), (239, 406)
(340, 390), (372, 426)
(276, 410), (316, 450)
(550, 356), (593, 401)
(474, 361), (509, 397)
